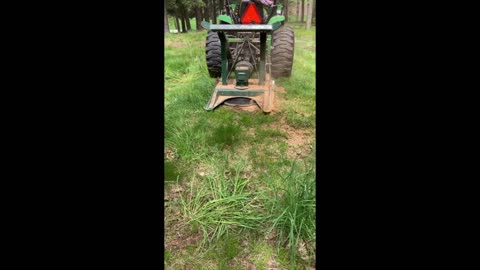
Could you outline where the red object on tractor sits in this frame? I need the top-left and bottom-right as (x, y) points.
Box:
(240, 3), (262, 24)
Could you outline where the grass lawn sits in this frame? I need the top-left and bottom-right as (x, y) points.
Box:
(164, 20), (316, 269)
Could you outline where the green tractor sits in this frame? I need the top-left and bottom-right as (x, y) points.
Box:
(202, 0), (294, 112)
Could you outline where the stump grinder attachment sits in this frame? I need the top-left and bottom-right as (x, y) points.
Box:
(202, 24), (280, 113)
(201, 0), (292, 113)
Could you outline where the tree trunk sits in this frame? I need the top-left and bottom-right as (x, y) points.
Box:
(185, 9), (192, 31)
(296, 1), (299, 21)
(312, 0), (316, 23)
(306, 0), (312, 30)
(301, 0), (304, 22)
(203, 3), (210, 23)
(195, 8), (203, 31)
(180, 12), (187, 33)
(212, 0), (217, 24)
(174, 15), (180, 32)
(164, 5), (170, 33)
(284, 0), (289, 22)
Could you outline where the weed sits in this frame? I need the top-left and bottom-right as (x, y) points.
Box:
(180, 159), (269, 248)
(267, 160), (316, 265)
(164, 160), (183, 185)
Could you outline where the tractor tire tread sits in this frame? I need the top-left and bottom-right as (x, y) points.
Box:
(271, 25), (295, 78)
(205, 31), (222, 78)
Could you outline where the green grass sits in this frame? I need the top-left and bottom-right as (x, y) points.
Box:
(180, 160), (264, 242)
(207, 124), (243, 149)
(164, 160), (183, 185)
(164, 18), (316, 269)
(267, 160), (316, 265)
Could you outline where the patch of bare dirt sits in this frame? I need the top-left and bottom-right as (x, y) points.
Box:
(164, 183), (184, 201)
(236, 255), (257, 270)
(267, 256), (280, 270)
(164, 218), (203, 251)
(285, 131), (314, 159)
(269, 85), (286, 114)
(297, 240), (309, 261)
(264, 228), (278, 245)
(264, 118), (314, 159)
(192, 163), (214, 178)
(164, 147), (176, 160)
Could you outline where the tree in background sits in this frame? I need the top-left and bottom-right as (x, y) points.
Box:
(212, 0), (217, 24)
(313, 0), (315, 22)
(166, 0), (182, 32)
(164, 4), (170, 33)
(169, 0), (224, 32)
(194, 0), (205, 31)
(306, 0), (312, 30)
(165, 0), (314, 33)
(284, 0), (289, 22)
(301, 0), (304, 22)
(290, 0), (314, 27)
(296, 0), (300, 22)
(203, 0), (210, 23)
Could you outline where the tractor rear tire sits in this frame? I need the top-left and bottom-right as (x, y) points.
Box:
(271, 25), (294, 78)
(206, 31), (222, 78)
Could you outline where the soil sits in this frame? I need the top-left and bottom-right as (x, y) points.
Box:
(164, 147), (175, 160)
(222, 83), (312, 160)
(164, 218), (203, 251)
(267, 256), (280, 270)
(164, 183), (184, 201)
(282, 123), (314, 159)
(271, 85), (286, 114)
(263, 116), (314, 159)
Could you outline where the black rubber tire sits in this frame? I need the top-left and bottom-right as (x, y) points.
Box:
(206, 31), (222, 78)
(271, 25), (294, 78)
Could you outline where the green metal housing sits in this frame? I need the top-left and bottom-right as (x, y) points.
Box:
(218, 15), (233, 24)
(267, 15), (285, 25)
